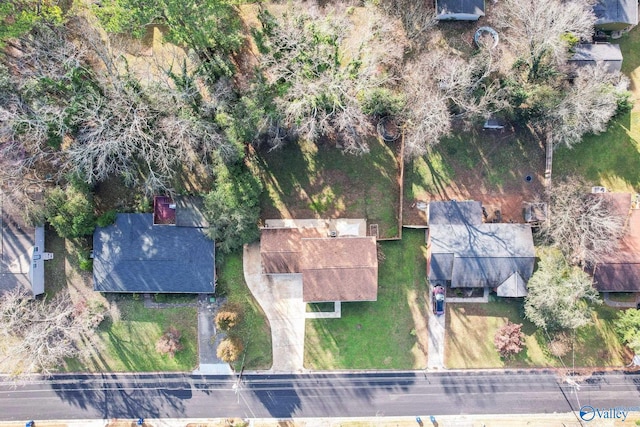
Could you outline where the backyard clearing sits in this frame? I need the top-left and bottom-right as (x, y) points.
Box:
(555, 27), (640, 190)
(445, 300), (631, 369)
(404, 126), (546, 225)
(257, 137), (401, 239)
(304, 229), (429, 369)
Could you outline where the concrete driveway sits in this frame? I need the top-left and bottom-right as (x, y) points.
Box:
(243, 243), (306, 372)
(427, 289), (446, 370)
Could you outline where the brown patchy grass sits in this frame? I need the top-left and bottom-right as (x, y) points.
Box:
(258, 137), (401, 238)
(446, 300), (631, 369)
(404, 125), (546, 225)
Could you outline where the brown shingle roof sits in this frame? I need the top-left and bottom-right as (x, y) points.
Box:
(260, 228), (302, 274)
(260, 228), (378, 302)
(592, 193), (640, 291)
(300, 237), (378, 302)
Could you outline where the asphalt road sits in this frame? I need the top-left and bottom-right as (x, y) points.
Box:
(0, 370), (639, 421)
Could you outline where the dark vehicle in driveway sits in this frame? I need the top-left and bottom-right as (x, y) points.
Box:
(433, 285), (445, 315)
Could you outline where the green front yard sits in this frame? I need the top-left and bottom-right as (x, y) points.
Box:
(304, 229), (429, 369)
(445, 300), (631, 369)
(66, 299), (198, 372)
(217, 251), (272, 370)
(257, 137), (400, 238)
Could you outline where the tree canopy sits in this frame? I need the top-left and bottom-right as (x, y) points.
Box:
(204, 164), (263, 254)
(615, 308), (640, 354)
(524, 249), (601, 331)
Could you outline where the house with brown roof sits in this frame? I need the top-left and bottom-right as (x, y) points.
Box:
(591, 193), (640, 293)
(260, 219), (378, 306)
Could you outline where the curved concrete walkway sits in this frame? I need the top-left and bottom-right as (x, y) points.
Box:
(243, 242), (306, 373)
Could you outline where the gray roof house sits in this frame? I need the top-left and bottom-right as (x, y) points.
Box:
(1, 190), (51, 297)
(93, 213), (215, 293)
(427, 201), (535, 297)
(570, 43), (623, 73)
(594, 0), (638, 31)
(436, 0), (485, 21)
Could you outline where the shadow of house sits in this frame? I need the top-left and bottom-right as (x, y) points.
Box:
(260, 219), (378, 309)
(93, 199), (215, 293)
(594, 0), (638, 32)
(591, 193), (640, 295)
(569, 43), (623, 73)
(426, 201), (535, 298)
(436, 0), (485, 21)
(0, 190), (51, 297)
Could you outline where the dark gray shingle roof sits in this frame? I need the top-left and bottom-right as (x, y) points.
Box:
(175, 196), (209, 228)
(93, 214), (215, 293)
(427, 202), (535, 289)
(436, 0), (485, 16)
(570, 43), (623, 73)
(428, 200), (483, 225)
(594, 0), (638, 27)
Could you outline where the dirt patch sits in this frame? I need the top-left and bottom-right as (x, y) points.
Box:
(404, 126), (546, 225)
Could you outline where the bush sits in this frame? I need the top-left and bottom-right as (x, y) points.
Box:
(155, 327), (184, 357)
(215, 303), (243, 331)
(216, 337), (244, 363)
(494, 321), (525, 357)
(78, 254), (93, 271)
(45, 183), (96, 238)
(96, 210), (118, 227)
(360, 88), (405, 117)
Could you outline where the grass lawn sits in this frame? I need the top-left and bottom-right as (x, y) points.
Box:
(217, 251), (272, 370)
(304, 229), (429, 369)
(66, 299), (198, 372)
(446, 300), (631, 369)
(554, 26), (640, 191)
(403, 126), (545, 224)
(257, 137), (400, 238)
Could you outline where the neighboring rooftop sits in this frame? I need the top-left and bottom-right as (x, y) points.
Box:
(593, 0), (638, 31)
(93, 213), (215, 293)
(592, 193), (640, 292)
(436, 0), (485, 21)
(0, 190), (47, 296)
(570, 43), (623, 73)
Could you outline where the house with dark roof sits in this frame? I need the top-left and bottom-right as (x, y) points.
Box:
(426, 201), (535, 297)
(0, 190), (51, 297)
(436, 0), (485, 21)
(593, 0), (638, 32)
(93, 213), (215, 293)
(260, 219), (378, 303)
(591, 193), (640, 293)
(569, 43), (623, 73)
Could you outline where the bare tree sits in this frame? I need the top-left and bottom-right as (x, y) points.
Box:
(547, 64), (629, 148)
(0, 287), (102, 377)
(542, 178), (626, 266)
(401, 49), (507, 157)
(256, 5), (404, 154)
(155, 327), (184, 358)
(493, 0), (596, 81)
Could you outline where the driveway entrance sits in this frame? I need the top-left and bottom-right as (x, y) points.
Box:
(243, 243), (306, 372)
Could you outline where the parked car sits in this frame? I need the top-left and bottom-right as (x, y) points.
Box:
(433, 286), (445, 315)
